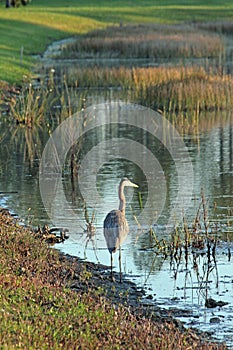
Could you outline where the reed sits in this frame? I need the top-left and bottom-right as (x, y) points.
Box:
(56, 22), (233, 126)
(9, 64), (233, 143)
(62, 23), (224, 60)
(149, 193), (220, 261)
(9, 83), (49, 128)
(8, 74), (87, 128)
(196, 21), (233, 35)
(63, 65), (233, 115)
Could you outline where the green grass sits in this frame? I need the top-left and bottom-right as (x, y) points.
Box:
(1, 0), (233, 83)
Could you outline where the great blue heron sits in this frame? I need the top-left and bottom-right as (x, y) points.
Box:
(103, 177), (138, 282)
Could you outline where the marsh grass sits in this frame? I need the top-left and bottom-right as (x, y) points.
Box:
(62, 23), (224, 60)
(0, 209), (226, 349)
(9, 83), (51, 127)
(133, 66), (233, 114)
(144, 193), (225, 304)
(149, 192), (220, 264)
(196, 21), (233, 36)
(8, 75), (86, 126)
(8, 22), (232, 132)
(9, 64), (233, 144)
(14, 64), (233, 127)
(63, 65), (233, 116)
(56, 22), (233, 124)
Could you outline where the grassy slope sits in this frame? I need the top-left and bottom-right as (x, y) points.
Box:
(1, 0), (233, 83)
(0, 210), (226, 349)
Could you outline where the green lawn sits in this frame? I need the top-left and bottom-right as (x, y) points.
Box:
(1, 0), (233, 84)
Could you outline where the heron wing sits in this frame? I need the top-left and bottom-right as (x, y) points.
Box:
(103, 210), (128, 253)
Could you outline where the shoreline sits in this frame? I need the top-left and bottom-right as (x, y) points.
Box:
(59, 251), (223, 346)
(0, 206), (227, 348)
(13, 208), (228, 346)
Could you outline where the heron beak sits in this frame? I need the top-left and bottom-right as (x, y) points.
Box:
(131, 182), (139, 188)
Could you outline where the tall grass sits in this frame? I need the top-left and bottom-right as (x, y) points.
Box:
(8, 63), (233, 136)
(62, 65), (233, 115)
(62, 23), (224, 60)
(9, 83), (49, 127)
(196, 21), (233, 35)
(54, 22), (232, 120)
(132, 66), (233, 113)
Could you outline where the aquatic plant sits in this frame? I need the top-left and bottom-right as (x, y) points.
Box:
(196, 21), (233, 35)
(55, 22), (233, 127)
(140, 192), (228, 307)
(9, 83), (49, 127)
(146, 191), (221, 263)
(62, 23), (224, 60)
(83, 202), (96, 236)
(62, 64), (233, 117)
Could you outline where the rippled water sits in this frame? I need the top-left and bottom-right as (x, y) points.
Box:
(1, 97), (233, 346)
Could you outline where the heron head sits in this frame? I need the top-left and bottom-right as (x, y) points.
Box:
(121, 177), (139, 188)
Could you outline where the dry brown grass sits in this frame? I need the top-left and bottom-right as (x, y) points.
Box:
(62, 23), (224, 60)
(196, 21), (233, 35)
(56, 23), (231, 118)
(63, 65), (233, 115)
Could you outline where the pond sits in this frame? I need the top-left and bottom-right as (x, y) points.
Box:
(1, 98), (233, 346)
(1, 54), (233, 347)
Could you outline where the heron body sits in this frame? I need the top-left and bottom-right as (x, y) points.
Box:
(104, 210), (129, 253)
(103, 177), (138, 282)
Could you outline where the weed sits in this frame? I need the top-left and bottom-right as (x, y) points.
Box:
(9, 83), (48, 127)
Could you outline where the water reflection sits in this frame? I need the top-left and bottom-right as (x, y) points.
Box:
(189, 122), (233, 227)
(0, 108), (232, 240)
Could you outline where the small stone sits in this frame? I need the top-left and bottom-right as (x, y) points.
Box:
(146, 294), (153, 300)
(210, 317), (221, 324)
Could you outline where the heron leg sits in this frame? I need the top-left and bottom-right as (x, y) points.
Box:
(111, 252), (114, 281)
(119, 245), (122, 283)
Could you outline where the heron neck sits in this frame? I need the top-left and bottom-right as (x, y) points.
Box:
(118, 184), (126, 214)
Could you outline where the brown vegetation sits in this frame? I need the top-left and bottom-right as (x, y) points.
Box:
(62, 24), (223, 59)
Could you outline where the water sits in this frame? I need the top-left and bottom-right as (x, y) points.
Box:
(1, 104), (233, 345)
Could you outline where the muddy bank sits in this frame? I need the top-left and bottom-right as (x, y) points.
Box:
(34, 218), (195, 325)
(0, 207), (227, 348)
(60, 252), (222, 345)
